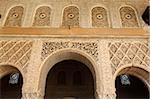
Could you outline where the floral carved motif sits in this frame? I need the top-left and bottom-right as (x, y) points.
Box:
(92, 7), (109, 27)
(41, 42), (69, 60)
(109, 42), (150, 74)
(0, 40), (33, 72)
(33, 6), (51, 26)
(62, 6), (79, 28)
(120, 6), (139, 27)
(71, 42), (98, 60)
(41, 41), (98, 61)
(4, 6), (24, 27)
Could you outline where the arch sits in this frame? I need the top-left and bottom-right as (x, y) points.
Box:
(4, 5), (24, 27)
(0, 64), (24, 98)
(113, 64), (150, 92)
(62, 5), (79, 27)
(38, 49), (101, 96)
(32, 6), (51, 26)
(115, 74), (149, 99)
(91, 6), (109, 27)
(119, 5), (139, 27)
(0, 63), (25, 79)
(0, 65), (18, 79)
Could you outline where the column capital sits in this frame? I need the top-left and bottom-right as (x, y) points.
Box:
(102, 93), (116, 99)
(22, 91), (44, 99)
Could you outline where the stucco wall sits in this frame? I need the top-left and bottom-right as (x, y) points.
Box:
(0, 36), (149, 99)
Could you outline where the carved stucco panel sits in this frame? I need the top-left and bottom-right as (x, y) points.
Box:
(109, 42), (150, 74)
(62, 6), (79, 28)
(0, 40), (33, 73)
(92, 7), (109, 27)
(41, 41), (98, 61)
(120, 6), (139, 27)
(4, 6), (24, 27)
(33, 6), (51, 26)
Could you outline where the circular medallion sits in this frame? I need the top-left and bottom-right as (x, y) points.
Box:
(96, 13), (103, 20)
(125, 13), (132, 19)
(39, 13), (47, 19)
(12, 13), (19, 18)
(68, 13), (75, 19)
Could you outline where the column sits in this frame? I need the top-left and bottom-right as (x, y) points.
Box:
(22, 40), (44, 99)
(98, 40), (116, 99)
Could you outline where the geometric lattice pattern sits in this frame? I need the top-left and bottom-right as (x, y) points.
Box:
(4, 6), (24, 27)
(0, 41), (33, 71)
(92, 7), (109, 27)
(62, 6), (79, 28)
(33, 6), (51, 26)
(120, 6), (139, 27)
(41, 41), (98, 61)
(109, 42), (150, 74)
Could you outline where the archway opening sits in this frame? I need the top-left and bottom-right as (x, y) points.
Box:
(115, 74), (149, 99)
(45, 60), (95, 99)
(0, 66), (23, 99)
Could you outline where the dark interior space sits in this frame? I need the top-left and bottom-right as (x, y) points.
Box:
(45, 60), (95, 99)
(0, 72), (23, 99)
(115, 75), (149, 99)
(142, 6), (150, 25)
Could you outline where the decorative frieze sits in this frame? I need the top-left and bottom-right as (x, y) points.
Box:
(109, 42), (150, 74)
(41, 41), (98, 61)
(4, 6), (24, 27)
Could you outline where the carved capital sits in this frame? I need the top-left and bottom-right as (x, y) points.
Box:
(22, 92), (44, 99)
(102, 93), (116, 99)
